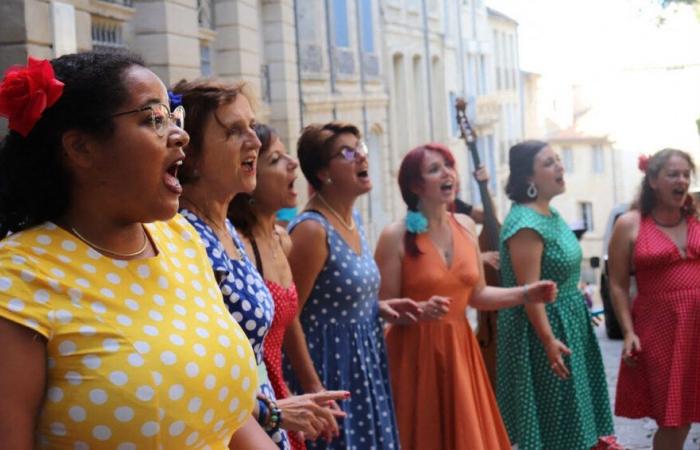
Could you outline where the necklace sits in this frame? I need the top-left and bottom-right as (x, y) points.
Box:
(181, 201), (242, 260)
(71, 225), (149, 258)
(316, 193), (355, 231)
(652, 212), (684, 228)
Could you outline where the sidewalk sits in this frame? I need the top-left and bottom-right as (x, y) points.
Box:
(596, 325), (700, 449)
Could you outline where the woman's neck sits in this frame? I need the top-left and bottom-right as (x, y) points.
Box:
(652, 204), (683, 226)
(314, 189), (355, 222)
(421, 201), (449, 227)
(250, 205), (278, 240)
(60, 201), (149, 256)
(528, 198), (552, 216)
(180, 184), (233, 232)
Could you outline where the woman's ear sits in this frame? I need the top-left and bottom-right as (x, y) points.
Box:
(61, 130), (97, 170)
(316, 167), (331, 187)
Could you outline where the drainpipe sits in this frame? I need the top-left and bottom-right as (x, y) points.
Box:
(293, 0), (305, 129)
(324, 0), (337, 119)
(421, 0), (434, 141)
(455, 0), (467, 97)
(355, 0), (369, 137)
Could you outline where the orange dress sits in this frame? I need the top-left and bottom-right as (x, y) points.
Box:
(385, 216), (511, 450)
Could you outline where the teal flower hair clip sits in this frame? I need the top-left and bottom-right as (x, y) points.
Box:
(405, 210), (428, 234)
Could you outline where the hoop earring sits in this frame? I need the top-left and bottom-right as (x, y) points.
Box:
(527, 182), (538, 199)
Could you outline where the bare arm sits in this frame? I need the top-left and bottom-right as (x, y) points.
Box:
(506, 226), (571, 379)
(228, 415), (278, 450)
(374, 223), (421, 324)
(608, 211), (642, 363)
(454, 215), (556, 311)
(0, 317), (47, 450)
(284, 220), (328, 393)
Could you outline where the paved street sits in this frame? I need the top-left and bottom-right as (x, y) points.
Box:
(596, 324), (700, 449)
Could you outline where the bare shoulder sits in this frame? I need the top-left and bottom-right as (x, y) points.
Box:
(275, 224), (292, 256)
(376, 221), (406, 256)
(378, 221), (405, 244)
(453, 212), (476, 232)
(616, 209), (641, 228)
(613, 209), (641, 237)
(288, 216), (326, 245)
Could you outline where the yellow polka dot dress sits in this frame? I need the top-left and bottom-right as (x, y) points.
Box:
(0, 216), (258, 449)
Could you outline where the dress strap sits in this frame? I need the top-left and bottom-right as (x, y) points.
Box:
(249, 236), (265, 278)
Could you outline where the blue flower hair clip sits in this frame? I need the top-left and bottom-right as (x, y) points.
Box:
(168, 91), (183, 110)
(405, 210), (428, 234)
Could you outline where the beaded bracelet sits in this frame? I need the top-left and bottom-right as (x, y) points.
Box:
(258, 394), (283, 432)
(256, 397), (270, 427)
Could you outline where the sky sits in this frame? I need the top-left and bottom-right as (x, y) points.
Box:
(485, 0), (700, 81)
(485, 0), (700, 197)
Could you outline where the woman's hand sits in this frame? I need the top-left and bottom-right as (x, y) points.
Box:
(379, 298), (421, 325)
(481, 251), (500, 270)
(622, 332), (641, 367)
(544, 338), (572, 379)
(278, 391), (349, 441)
(419, 295), (451, 321)
(524, 280), (558, 304)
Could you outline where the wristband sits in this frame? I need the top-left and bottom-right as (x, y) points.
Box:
(523, 283), (530, 304)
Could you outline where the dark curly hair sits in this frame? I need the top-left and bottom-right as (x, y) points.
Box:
(297, 122), (360, 190)
(228, 123), (278, 238)
(634, 148), (696, 216)
(0, 51), (145, 237)
(505, 140), (549, 203)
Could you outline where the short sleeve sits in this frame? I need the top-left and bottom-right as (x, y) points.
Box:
(0, 246), (53, 338)
(500, 205), (546, 244)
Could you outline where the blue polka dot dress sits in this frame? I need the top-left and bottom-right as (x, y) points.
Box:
(285, 210), (400, 450)
(181, 209), (290, 449)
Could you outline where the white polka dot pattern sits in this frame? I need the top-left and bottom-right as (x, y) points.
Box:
(0, 215), (258, 448)
(497, 204), (613, 449)
(284, 211), (400, 450)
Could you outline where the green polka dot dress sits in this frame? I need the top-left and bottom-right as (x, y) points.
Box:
(496, 204), (613, 450)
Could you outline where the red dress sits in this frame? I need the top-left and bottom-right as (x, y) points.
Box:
(615, 214), (700, 426)
(263, 280), (305, 450)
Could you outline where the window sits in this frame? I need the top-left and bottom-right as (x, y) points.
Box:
(562, 147), (574, 173)
(580, 201), (594, 231)
(333, 0), (349, 47)
(592, 145), (604, 174)
(359, 0), (374, 53)
(200, 43), (212, 76)
(91, 17), (126, 53)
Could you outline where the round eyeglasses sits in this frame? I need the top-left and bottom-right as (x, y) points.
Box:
(332, 141), (368, 161)
(111, 103), (185, 137)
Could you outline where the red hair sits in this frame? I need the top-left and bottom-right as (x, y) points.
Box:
(398, 143), (457, 257)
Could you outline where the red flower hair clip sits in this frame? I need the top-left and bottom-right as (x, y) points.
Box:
(0, 57), (64, 137)
(637, 154), (650, 173)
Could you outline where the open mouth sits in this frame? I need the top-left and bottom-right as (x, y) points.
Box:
(164, 159), (183, 193)
(555, 176), (565, 184)
(242, 157), (256, 172)
(357, 170), (369, 179)
(672, 188), (687, 197)
(440, 181), (454, 193)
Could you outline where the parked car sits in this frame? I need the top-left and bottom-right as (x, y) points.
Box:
(599, 203), (635, 340)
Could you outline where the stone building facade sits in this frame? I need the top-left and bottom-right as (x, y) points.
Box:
(1, 0), (524, 238)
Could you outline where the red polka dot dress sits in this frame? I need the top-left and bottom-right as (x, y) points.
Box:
(615, 214), (700, 426)
(263, 280), (306, 450)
